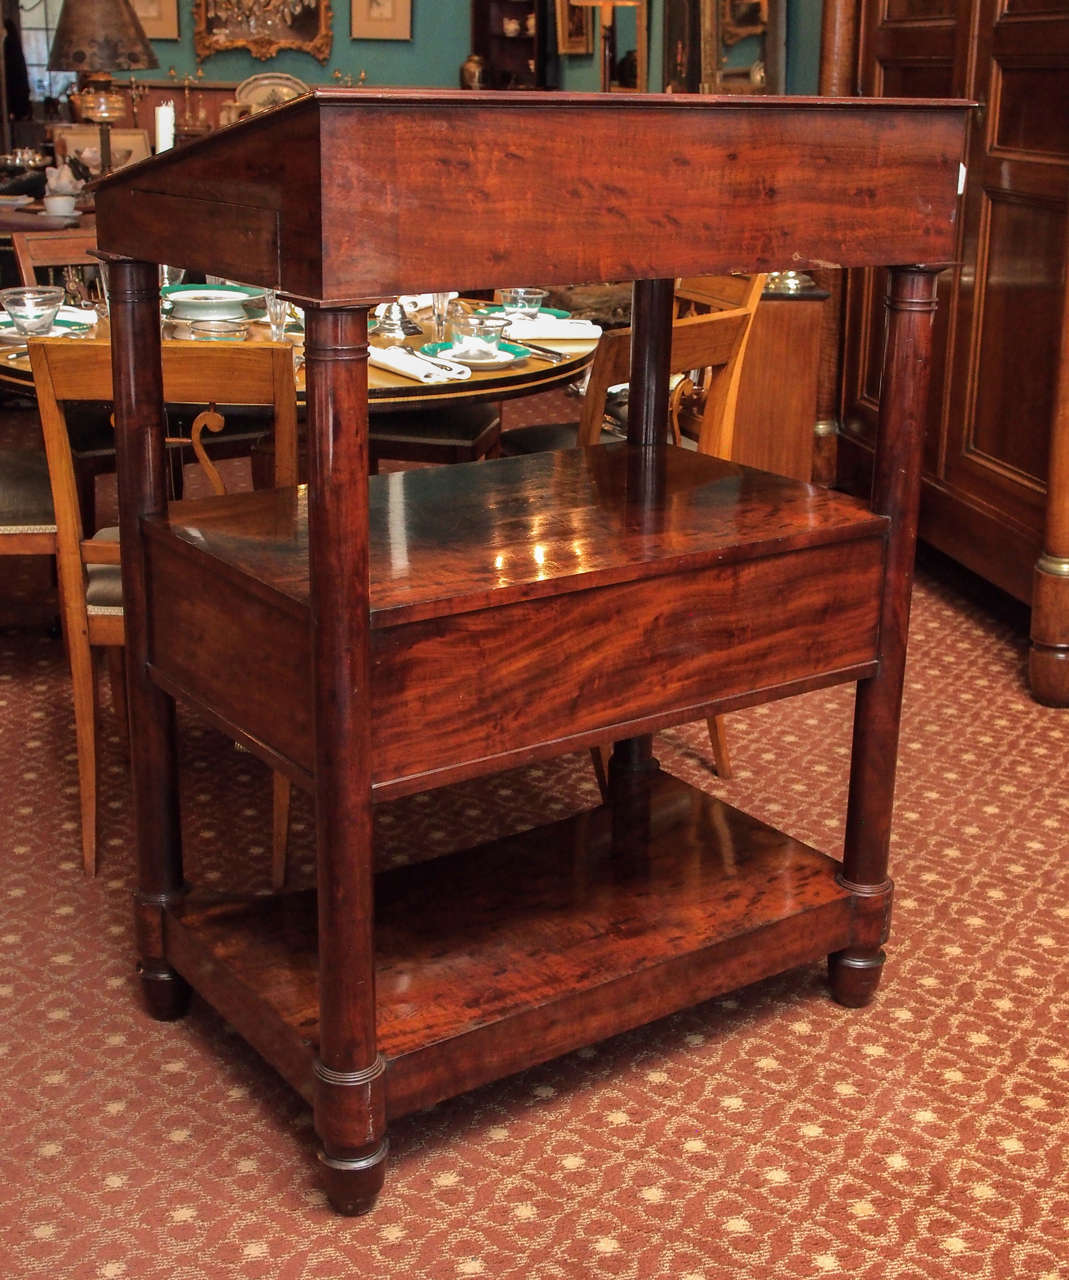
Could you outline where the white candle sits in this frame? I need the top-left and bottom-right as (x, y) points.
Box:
(155, 101), (175, 154)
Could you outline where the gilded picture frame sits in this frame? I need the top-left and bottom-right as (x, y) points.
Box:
(194, 0), (333, 64)
(352, 0), (412, 40)
(132, 0), (179, 41)
(556, 0), (594, 55)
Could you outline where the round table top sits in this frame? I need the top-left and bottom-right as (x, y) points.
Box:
(0, 308), (598, 406)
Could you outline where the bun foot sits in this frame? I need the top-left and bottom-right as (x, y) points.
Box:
(319, 1141), (388, 1216)
(138, 963), (191, 1020)
(828, 948), (885, 1008)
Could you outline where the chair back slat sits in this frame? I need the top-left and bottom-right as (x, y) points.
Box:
(28, 337), (299, 557)
(575, 275), (766, 454)
(12, 230), (100, 286)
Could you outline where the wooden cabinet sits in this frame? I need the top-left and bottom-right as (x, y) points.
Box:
(839, 0), (1069, 702)
(470, 0), (558, 88)
(96, 91), (967, 1215)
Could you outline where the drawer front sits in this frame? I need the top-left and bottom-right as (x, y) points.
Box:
(146, 537), (314, 770)
(370, 536), (884, 783)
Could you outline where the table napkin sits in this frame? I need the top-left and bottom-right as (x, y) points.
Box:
(503, 317), (603, 341)
(369, 346), (471, 383)
(373, 293), (458, 318)
(58, 305), (100, 326)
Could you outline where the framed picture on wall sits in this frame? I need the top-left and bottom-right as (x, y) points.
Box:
(720, 0), (767, 46)
(132, 0), (179, 40)
(352, 0), (412, 40)
(556, 0), (594, 55)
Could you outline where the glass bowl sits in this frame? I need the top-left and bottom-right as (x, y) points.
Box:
(0, 286), (66, 336)
(190, 319), (249, 341)
(449, 314), (509, 359)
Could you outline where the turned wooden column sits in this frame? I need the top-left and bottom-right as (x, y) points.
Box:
(1029, 219), (1069, 706)
(303, 304), (387, 1215)
(831, 265), (941, 1008)
(811, 0), (861, 487)
(607, 277), (675, 792)
(108, 255), (189, 1021)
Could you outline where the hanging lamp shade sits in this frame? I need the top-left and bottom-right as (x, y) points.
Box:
(48, 0), (159, 73)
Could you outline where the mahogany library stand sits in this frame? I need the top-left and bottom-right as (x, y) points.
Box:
(94, 90), (969, 1215)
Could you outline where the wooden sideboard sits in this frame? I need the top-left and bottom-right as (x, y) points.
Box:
(95, 89), (968, 1215)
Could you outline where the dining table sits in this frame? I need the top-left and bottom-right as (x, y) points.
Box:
(0, 302), (599, 405)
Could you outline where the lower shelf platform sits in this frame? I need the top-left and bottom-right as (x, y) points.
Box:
(164, 771), (890, 1118)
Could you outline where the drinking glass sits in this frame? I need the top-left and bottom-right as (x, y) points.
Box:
(159, 264), (186, 288)
(499, 288), (547, 321)
(444, 299), (468, 344)
(263, 288), (289, 342)
(431, 291), (454, 341)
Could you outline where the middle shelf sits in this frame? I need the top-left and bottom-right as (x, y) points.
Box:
(142, 445), (887, 798)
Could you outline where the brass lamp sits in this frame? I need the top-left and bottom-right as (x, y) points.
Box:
(569, 0), (640, 93)
(48, 0), (158, 175)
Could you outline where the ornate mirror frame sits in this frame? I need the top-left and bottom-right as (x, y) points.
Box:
(194, 0), (334, 64)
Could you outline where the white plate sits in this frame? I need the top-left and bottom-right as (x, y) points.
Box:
(0, 194), (32, 207)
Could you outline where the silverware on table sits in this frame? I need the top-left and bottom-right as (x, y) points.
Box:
(512, 339), (566, 363)
(400, 343), (462, 372)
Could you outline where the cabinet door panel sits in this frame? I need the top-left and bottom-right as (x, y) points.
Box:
(843, 0), (1069, 603)
(995, 67), (1069, 156)
(960, 194), (1063, 484)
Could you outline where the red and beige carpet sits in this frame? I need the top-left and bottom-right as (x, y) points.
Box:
(1, 400), (1067, 1278)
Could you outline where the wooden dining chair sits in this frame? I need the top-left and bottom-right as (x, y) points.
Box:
(11, 228), (103, 297)
(503, 276), (766, 780)
(12, 228), (121, 536)
(28, 337), (299, 879)
(0, 446), (57, 615)
(12, 229), (281, 535)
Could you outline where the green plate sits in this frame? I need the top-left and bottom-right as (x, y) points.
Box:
(160, 283), (266, 319)
(0, 315), (92, 340)
(421, 339), (532, 368)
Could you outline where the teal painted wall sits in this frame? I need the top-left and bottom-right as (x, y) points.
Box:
(145, 0), (472, 87)
(786, 0), (822, 93)
(137, 1), (819, 95)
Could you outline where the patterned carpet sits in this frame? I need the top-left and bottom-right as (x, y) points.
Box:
(1, 399), (1067, 1278)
